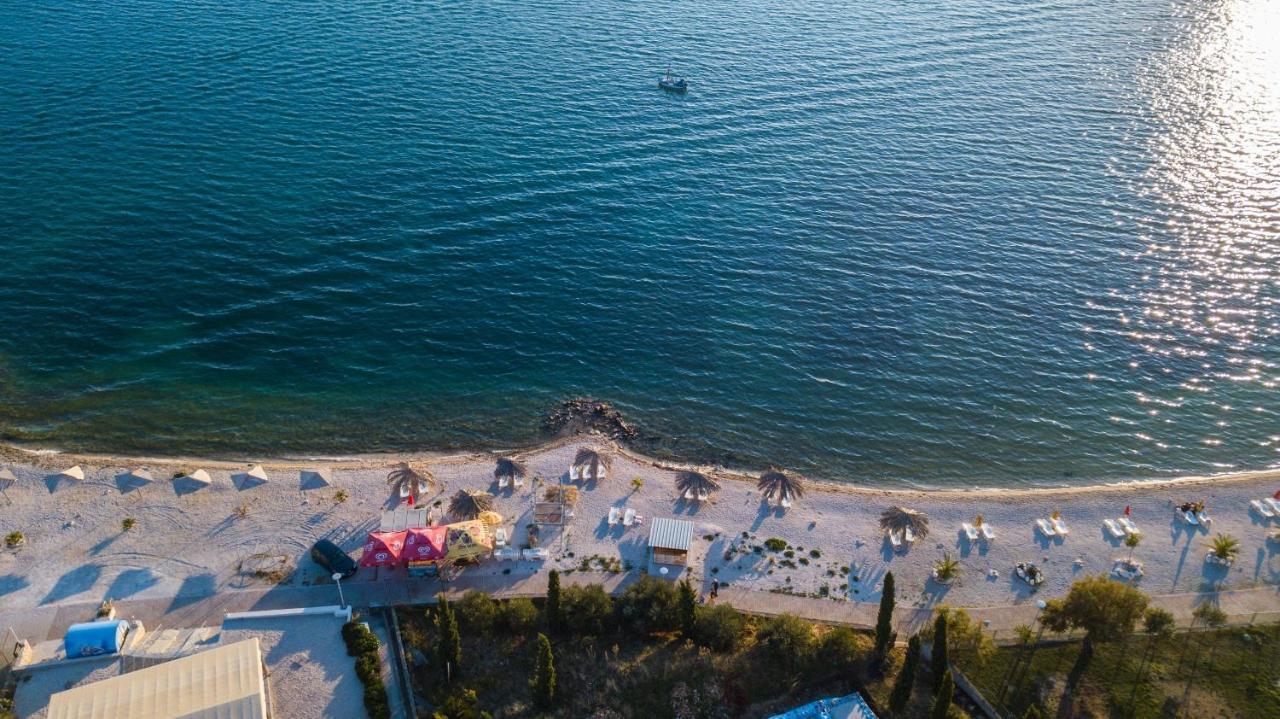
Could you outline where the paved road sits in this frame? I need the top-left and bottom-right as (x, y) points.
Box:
(3, 571), (1275, 650)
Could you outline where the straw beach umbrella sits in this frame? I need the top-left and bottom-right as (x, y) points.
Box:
(448, 489), (494, 520)
(494, 457), (527, 484)
(675, 471), (720, 501)
(879, 506), (930, 540)
(572, 447), (611, 481)
(757, 469), (804, 505)
(387, 462), (434, 504)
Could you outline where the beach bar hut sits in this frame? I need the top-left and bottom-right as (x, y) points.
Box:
(404, 525), (448, 577)
(360, 530), (406, 568)
(648, 517), (694, 567)
(444, 520), (493, 564)
(64, 620), (128, 658)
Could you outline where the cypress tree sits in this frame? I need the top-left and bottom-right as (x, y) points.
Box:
(435, 594), (462, 678)
(677, 579), (697, 639)
(874, 572), (896, 662)
(546, 569), (562, 633)
(931, 612), (949, 694)
(889, 634), (921, 714)
(530, 633), (557, 709)
(930, 670), (953, 719)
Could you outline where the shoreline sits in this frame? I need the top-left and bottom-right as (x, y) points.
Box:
(5, 435), (1280, 500)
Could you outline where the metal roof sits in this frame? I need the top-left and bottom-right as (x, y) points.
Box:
(47, 638), (268, 719)
(648, 517), (694, 551)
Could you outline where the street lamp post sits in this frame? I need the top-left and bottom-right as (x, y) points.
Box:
(332, 572), (346, 609)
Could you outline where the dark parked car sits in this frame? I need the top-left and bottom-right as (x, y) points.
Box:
(311, 539), (357, 579)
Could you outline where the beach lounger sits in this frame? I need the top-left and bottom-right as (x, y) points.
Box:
(498, 476), (509, 489)
(697, 489), (709, 501)
(1036, 519), (1056, 537)
(493, 547), (520, 561)
(1196, 511), (1211, 526)
(1182, 510), (1199, 525)
(1103, 519), (1126, 539)
(1268, 498), (1280, 514)
(608, 507), (621, 525)
(1118, 517), (1140, 536)
(522, 548), (549, 561)
(514, 474), (524, 488)
(623, 508), (636, 526)
(780, 497), (791, 509)
(684, 489), (695, 500)
(495, 528), (507, 547)
(904, 527), (915, 544)
(569, 466), (581, 481)
(1051, 517), (1069, 535)
(1251, 500), (1275, 518)
(962, 523), (979, 541)
(887, 530), (902, 548)
(980, 524), (995, 541)
(634, 514), (644, 525)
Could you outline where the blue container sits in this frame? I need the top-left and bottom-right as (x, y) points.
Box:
(64, 620), (128, 658)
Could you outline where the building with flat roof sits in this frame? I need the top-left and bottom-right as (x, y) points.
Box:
(45, 638), (269, 719)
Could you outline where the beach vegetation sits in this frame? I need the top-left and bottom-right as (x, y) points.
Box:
(542, 485), (579, 505)
(561, 584), (613, 636)
(754, 613), (815, 677)
(342, 619), (390, 719)
(5, 531), (24, 548)
(233, 502), (250, 518)
(693, 603), (744, 652)
(930, 612), (949, 693)
(810, 548), (821, 558)
(1206, 533), (1240, 563)
(930, 669), (953, 719)
(1192, 601), (1227, 628)
(817, 625), (866, 676)
(1124, 532), (1141, 557)
(333, 489), (348, 503)
(889, 634), (921, 713)
(435, 594), (463, 678)
(497, 598), (539, 634)
(530, 633), (556, 709)
(630, 476), (643, 491)
(1144, 607), (1176, 637)
(933, 554), (961, 583)
(545, 569), (562, 633)
(121, 517), (136, 532)
(431, 687), (490, 719)
(874, 572), (896, 665)
(455, 590), (497, 634)
(677, 579), (697, 638)
(764, 537), (788, 552)
(1039, 575), (1148, 691)
(617, 575), (679, 635)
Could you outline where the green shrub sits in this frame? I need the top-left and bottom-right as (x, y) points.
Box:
(561, 584), (613, 636)
(363, 681), (390, 719)
(694, 604), (745, 652)
(499, 598), (540, 634)
(4, 531), (22, 548)
(355, 653), (380, 684)
(764, 538), (788, 552)
(755, 614), (814, 675)
(817, 626), (865, 674)
(342, 621), (380, 656)
(618, 576), (679, 635)
(455, 590), (497, 634)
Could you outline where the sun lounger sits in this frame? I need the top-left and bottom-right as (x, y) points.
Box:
(1036, 519), (1056, 537)
(1103, 519), (1126, 539)
(1251, 499), (1275, 518)
(887, 530), (902, 548)
(1196, 511), (1211, 526)
(780, 497), (791, 508)
(569, 466), (581, 481)
(608, 507), (620, 525)
(1051, 517), (1069, 535)
(1268, 498), (1280, 514)
(697, 489), (709, 501)
(514, 474), (524, 488)
(522, 548), (549, 561)
(493, 547), (520, 561)
(980, 524), (995, 541)
(684, 489), (694, 500)
(1182, 510), (1199, 525)
(904, 527), (915, 543)
(634, 514), (644, 525)
(498, 476), (509, 489)
(1118, 517), (1140, 536)
(962, 523), (979, 541)
(623, 508), (636, 526)
(495, 528), (507, 547)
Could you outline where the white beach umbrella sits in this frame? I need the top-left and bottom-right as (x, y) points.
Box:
(116, 468), (155, 494)
(231, 464), (270, 491)
(172, 469), (213, 495)
(300, 468), (332, 490)
(59, 465), (85, 481)
(185, 469), (212, 485)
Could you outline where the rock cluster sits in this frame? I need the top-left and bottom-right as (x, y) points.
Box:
(542, 398), (638, 441)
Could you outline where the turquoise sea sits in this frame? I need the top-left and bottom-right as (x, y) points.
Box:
(1, 0), (1277, 486)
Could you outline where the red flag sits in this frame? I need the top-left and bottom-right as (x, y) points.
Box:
(1274, 489), (1280, 501)
(407, 494), (415, 507)
(1124, 505), (1131, 517)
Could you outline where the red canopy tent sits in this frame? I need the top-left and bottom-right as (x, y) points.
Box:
(403, 526), (447, 562)
(361, 530), (406, 568)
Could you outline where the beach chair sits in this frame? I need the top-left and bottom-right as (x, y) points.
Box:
(634, 514), (644, 525)
(962, 523), (979, 541)
(522, 548), (549, 561)
(697, 489), (709, 502)
(1036, 518), (1056, 537)
(980, 524), (995, 541)
(592, 467), (608, 481)
(495, 528), (508, 547)
(780, 497), (791, 509)
(1250, 499), (1275, 518)
(1051, 517), (1069, 535)
(903, 527), (915, 544)
(684, 489), (695, 500)
(1103, 519), (1126, 539)
(498, 475), (509, 489)
(623, 508), (636, 526)
(1196, 511), (1211, 526)
(569, 466), (581, 481)
(1267, 498), (1280, 514)
(887, 530), (902, 548)
(1118, 517), (1140, 536)
(608, 507), (621, 525)
(514, 474), (524, 488)
(1181, 510), (1199, 526)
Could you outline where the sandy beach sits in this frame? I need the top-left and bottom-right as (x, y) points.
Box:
(1, 437), (1278, 628)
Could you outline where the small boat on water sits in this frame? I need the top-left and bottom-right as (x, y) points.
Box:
(658, 69), (687, 93)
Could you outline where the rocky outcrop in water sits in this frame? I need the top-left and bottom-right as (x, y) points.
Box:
(542, 398), (638, 441)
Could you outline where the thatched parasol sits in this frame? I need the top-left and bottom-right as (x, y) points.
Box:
(387, 462), (435, 500)
(448, 489), (495, 520)
(757, 469), (804, 504)
(493, 457), (527, 482)
(572, 447), (611, 481)
(879, 506), (930, 540)
(675, 470), (721, 501)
